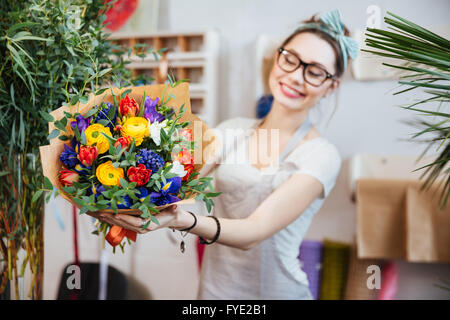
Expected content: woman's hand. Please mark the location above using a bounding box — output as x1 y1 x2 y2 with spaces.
88 204 179 234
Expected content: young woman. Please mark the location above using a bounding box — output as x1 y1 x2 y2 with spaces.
92 10 358 299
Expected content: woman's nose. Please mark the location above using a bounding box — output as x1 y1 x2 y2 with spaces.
289 65 304 86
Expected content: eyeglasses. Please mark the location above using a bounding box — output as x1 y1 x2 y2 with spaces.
277 47 336 87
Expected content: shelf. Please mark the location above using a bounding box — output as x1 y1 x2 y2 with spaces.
108 30 219 127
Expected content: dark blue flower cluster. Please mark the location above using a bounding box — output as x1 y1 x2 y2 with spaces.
59 144 78 169
96 102 117 130
137 148 165 173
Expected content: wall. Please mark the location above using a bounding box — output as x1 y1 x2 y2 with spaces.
161 0 450 299
44 0 450 300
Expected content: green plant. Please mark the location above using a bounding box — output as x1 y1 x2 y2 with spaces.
364 12 450 207
0 0 157 299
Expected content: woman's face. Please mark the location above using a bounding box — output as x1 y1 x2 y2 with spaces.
268 32 339 112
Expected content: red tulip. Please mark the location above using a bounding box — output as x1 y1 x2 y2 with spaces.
114 136 132 151
119 95 139 117
77 145 98 166
58 169 79 187
127 164 151 187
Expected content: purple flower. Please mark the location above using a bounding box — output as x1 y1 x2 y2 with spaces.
143 96 164 123
59 144 78 169
70 115 91 134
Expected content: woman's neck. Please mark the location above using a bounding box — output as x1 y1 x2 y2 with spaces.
258 101 310 136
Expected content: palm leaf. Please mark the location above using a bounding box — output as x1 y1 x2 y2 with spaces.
365 12 450 207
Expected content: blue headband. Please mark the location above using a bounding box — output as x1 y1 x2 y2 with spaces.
295 10 359 70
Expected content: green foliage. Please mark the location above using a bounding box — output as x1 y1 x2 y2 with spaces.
0 0 155 298
364 12 450 207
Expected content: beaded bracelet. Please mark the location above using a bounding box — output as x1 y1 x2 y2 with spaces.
199 215 221 245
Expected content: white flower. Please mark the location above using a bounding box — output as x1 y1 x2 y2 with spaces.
148 120 168 146
169 161 187 178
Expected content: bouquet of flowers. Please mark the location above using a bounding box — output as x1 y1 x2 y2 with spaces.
39 83 219 250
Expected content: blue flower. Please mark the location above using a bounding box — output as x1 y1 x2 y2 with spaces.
95 102 117 130
59 144 78 169
73 163 91 175
149 177 181 206
136 187 149 202
144 96 164 123
117 194 132 209
137 149 165 173
88 184 106 201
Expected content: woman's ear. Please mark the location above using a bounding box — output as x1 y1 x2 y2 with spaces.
324 78 340 98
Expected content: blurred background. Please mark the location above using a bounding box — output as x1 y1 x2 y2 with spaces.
11 0 450 300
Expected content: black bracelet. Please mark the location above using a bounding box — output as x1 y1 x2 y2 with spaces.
179 211 197 233
199 215 220 245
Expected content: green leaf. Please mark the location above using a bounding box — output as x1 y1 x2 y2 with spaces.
31 190 43 203
44 177 53 190
120 178 128 189
80 130 87 145
84 107 98 118
58 135 70 141
120 88 132 98
54 120 66 132
96 88 108 96
47 129 60 140
98 68 112 78
206 192 222 197
39 111 54 122
150 214 160 225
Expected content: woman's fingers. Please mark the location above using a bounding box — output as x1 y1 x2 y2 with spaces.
96 204 179 233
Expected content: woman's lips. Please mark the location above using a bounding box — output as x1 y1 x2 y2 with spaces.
279 82 305 99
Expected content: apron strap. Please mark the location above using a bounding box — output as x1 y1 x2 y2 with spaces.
278 117 312 163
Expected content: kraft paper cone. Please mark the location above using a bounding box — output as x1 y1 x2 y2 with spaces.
355 179 421 259
344 246 381 300
406 185 450 263
39 83 219 215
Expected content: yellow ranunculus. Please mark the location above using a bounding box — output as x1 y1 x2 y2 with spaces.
96 161 124 186
85 124 112 154
120 117 149 146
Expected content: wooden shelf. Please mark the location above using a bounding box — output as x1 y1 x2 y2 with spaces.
109 30 219 126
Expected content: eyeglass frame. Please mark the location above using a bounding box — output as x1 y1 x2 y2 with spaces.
276 47 337 87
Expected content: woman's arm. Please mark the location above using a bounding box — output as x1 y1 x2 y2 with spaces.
97 172 323 250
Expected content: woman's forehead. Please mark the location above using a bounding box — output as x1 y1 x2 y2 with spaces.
284 32 337 73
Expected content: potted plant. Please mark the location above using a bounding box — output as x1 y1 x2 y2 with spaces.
364 12 450 208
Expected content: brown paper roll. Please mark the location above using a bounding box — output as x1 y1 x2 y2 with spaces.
406 185 450 263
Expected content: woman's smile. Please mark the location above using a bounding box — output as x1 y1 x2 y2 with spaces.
279 82 306 99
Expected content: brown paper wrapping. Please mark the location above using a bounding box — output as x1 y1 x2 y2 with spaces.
39 83 218 215
356 178 450 263
344 245 381 300
406 185 450 263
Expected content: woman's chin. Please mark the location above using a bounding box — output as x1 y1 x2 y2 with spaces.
275 97 308 112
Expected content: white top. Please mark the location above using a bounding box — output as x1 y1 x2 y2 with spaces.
198 117 342 300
